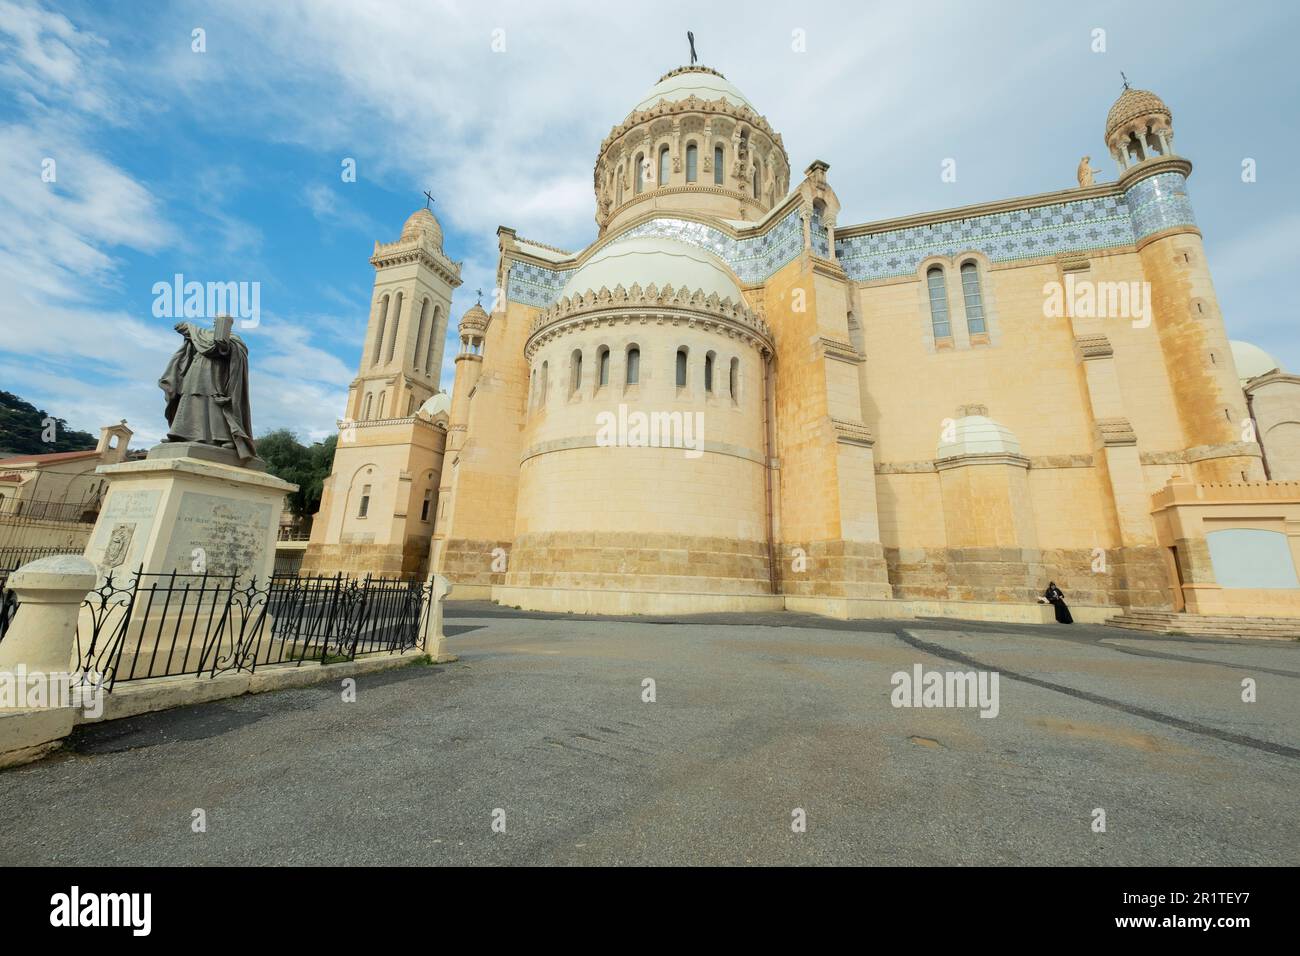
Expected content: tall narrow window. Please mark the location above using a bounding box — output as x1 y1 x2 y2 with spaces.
363 394 373 420
960 262 986 335
626 346 640 385
377 392 386 419
372 295 389 365
926 266 951 339
676 347 688 388
386 292 403 363
713 146 724 185
752 164 760 198
752 159 761 199
424 305 441 373
420 490 433 522
413 299 429 370
570 349 583 394
685 144 698 183
540 361 548 404
729 357 739 399
635 153 645 194
357 484 371 518
529 367 537 407
598 346 610 386
704 351 716 392
658 146 670 188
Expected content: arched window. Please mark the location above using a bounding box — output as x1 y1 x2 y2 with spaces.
676 347 688 388
752 160 760 198
540 361 548 405
529 367 537 408
626 345 640 385
413 298 429 370
372 294 389 365
424 305 441 373
685 143 698 183
729 357 739 399
658 146 670 188
377 391 387 419
926 266 951 339
387 291 403 363
714 145 724 185
598 346 610 387
363 393 373 420
704 351 716 392
960 262 986 335
570 349 583 395
635 153 645 194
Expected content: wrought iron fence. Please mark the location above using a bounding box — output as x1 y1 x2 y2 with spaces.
0 496 99 523
2 568 431 689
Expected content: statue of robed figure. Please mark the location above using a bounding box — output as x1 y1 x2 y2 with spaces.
159 316 257 463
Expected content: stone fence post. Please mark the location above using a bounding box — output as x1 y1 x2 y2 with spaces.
0 555 97 768
421 573 456 662
0 555 96 673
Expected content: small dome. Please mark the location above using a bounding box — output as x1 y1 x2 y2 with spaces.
1230 340 1282 384
937 415 1023 460
459 302 488 331
418 392 451 420
1105 87 1171 141
632 66 754 114
561 236 742 301
400 208 444 248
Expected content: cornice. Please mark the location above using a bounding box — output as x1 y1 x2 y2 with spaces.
1116 156 1193 192
524 283 773 360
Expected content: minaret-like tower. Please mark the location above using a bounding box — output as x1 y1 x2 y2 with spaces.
428 300 489 571
346 208 461 423
1107 83 1264 482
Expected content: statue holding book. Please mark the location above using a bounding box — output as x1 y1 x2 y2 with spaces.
158 315 257 464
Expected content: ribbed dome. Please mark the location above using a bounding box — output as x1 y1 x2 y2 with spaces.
1230 340 1283 384
459 302 488 331
561 237 742 300
632 66 754 114
400 208 443 248
1105 87 1171 140
937 415 1023 459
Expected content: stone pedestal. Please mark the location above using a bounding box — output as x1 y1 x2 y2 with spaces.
86 449 297 586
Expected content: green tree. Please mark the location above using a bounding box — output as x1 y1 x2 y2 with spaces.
256 428 337 520
0 391 98 455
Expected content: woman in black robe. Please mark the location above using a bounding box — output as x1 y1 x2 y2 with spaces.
1044 581 1073 624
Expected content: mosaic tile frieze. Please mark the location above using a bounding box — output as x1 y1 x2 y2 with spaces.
1124 171 1197 241
508 172 1196 303
835 194 1135 282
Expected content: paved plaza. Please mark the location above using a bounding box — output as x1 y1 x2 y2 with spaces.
1 604 1296 866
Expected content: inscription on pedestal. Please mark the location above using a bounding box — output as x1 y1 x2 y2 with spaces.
86 489 160 576
161 492 273 577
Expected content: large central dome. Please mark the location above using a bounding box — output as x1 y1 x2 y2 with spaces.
593 65 791 234
631 66 755 114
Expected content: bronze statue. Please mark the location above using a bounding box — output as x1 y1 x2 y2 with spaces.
158 315 256 462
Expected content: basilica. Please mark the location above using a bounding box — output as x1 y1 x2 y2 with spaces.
302 65 1300 624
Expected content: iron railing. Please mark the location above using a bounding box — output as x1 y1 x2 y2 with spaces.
2 569 431 689
0 496 100 523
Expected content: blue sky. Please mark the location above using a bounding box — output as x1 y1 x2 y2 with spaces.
1 0 1296 447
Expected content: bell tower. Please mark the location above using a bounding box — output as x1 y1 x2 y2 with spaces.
346 208 461 424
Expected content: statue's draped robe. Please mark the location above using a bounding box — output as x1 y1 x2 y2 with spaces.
159 322 256 461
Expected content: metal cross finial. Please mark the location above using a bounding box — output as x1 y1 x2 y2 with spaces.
1120 71 1130 91
687 31 697 65
423 189 435 209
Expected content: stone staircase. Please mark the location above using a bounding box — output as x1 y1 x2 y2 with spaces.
1105 608 1300 641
